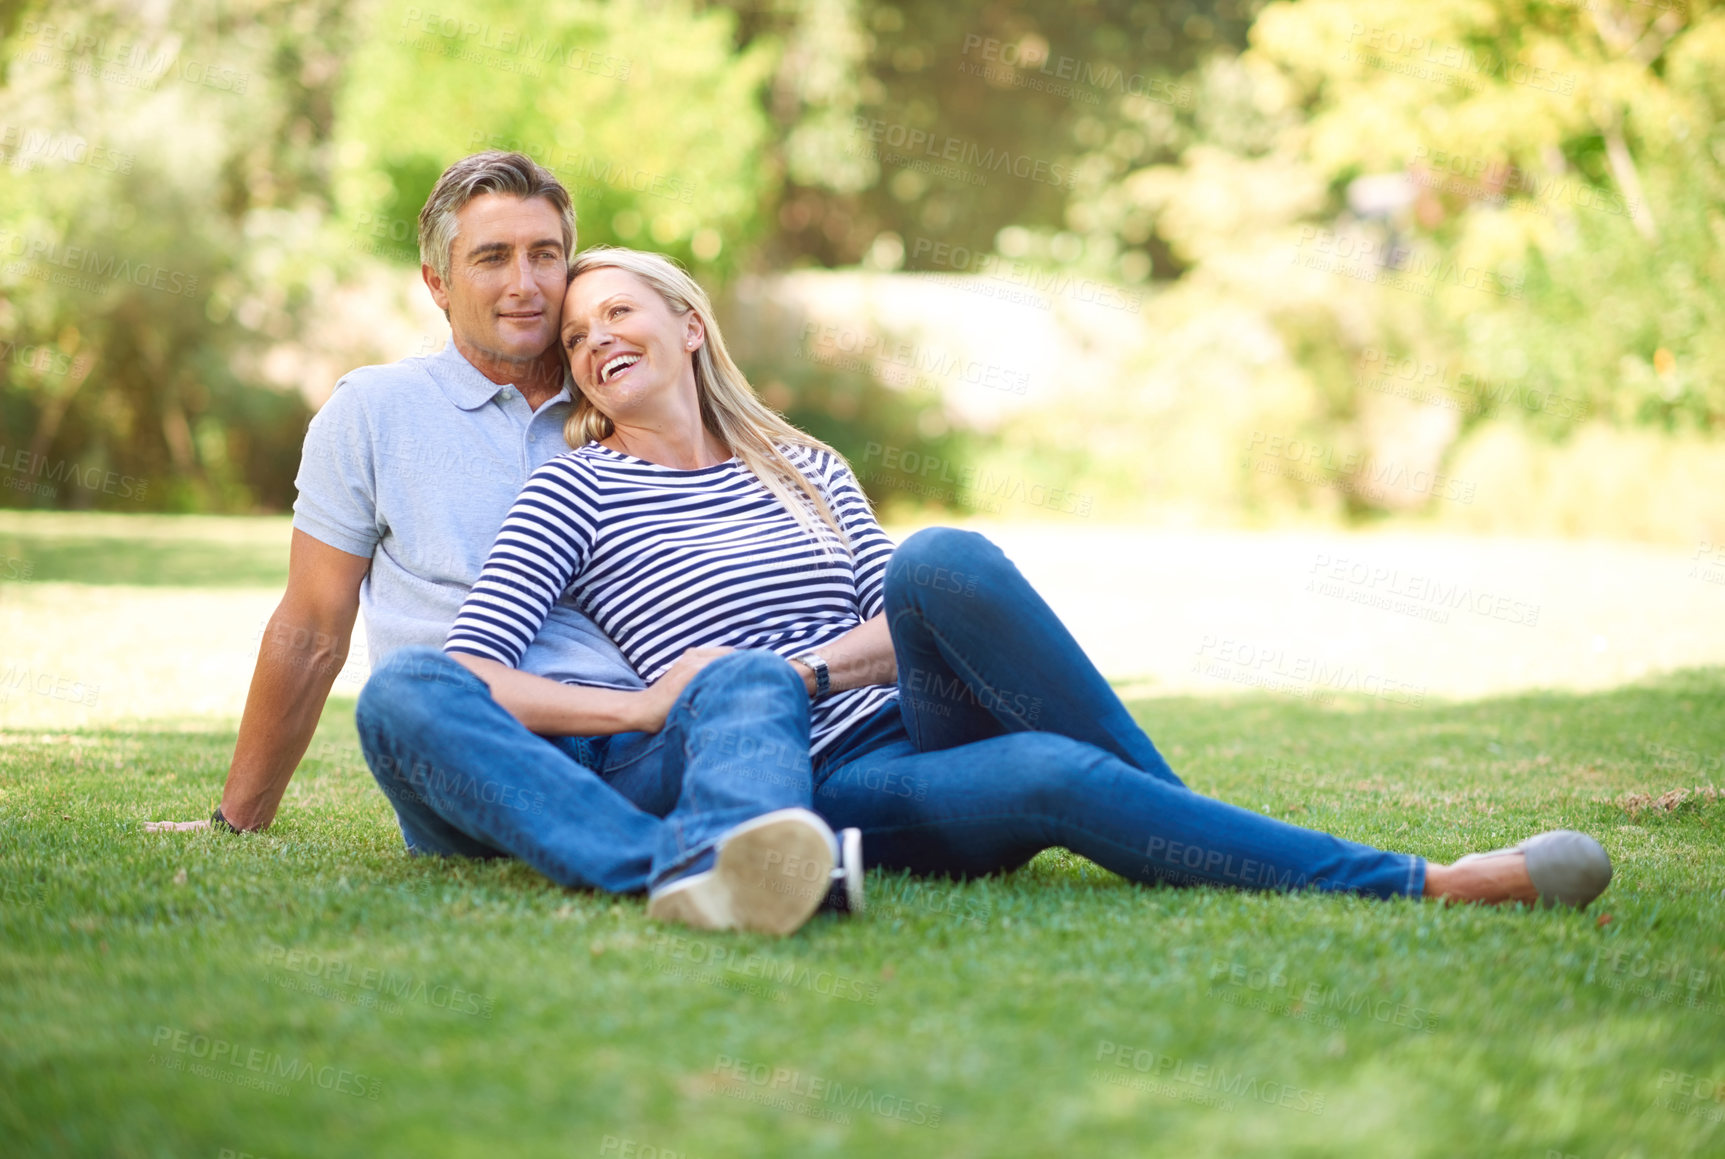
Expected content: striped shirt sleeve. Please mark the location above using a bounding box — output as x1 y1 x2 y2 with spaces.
806 448 895 619
444 456 598 668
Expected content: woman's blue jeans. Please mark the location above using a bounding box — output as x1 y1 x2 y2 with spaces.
355 648 815 894
811 528 1425 899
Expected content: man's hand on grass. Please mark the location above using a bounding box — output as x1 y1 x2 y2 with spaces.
142 819 211 832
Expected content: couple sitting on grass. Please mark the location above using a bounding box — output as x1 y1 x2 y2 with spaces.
178 150 1613 936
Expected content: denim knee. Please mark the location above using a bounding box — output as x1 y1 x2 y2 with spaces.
896 526 991 566
683 648 806 705
355 646 477 734
885 527 1002 609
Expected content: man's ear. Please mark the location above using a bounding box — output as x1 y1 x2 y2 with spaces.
423 264 452 317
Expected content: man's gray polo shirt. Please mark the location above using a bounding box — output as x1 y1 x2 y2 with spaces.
292 338 643 690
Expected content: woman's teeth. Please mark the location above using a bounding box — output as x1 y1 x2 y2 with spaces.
601 353 641 382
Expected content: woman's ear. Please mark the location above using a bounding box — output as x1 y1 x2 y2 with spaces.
685 315 706 352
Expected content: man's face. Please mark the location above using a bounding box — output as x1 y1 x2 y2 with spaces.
424 193 566 368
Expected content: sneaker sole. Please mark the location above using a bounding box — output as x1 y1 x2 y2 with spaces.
841 827 866 915
647 813 835 936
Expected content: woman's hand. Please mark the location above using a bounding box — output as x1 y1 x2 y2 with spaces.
634 646 735 732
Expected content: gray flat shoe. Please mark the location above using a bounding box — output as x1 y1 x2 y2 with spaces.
1455 829 1612 909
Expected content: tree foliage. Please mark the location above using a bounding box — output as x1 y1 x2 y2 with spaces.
0 0 1718 518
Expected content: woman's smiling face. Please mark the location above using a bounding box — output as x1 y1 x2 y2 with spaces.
561 266 704 418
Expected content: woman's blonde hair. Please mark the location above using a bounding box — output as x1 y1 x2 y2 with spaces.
563 246 851 546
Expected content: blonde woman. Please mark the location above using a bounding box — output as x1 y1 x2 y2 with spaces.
445 247 1614 920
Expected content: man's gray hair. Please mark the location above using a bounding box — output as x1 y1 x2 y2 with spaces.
417 151 576 282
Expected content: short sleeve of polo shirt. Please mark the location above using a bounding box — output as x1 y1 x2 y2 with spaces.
291 379 383 559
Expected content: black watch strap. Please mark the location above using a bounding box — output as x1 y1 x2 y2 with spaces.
211 805 241 833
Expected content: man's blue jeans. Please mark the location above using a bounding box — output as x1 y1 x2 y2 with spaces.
812 528 1425 899
355 648 814 894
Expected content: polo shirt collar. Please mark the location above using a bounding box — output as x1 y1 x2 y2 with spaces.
426 338 573 411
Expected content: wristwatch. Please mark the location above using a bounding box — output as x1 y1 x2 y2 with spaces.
211 805 241 833
795 652 831 700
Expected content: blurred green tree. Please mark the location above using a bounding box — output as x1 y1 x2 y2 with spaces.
1244 0 1725 434
726 0 1255 270
0 0 356 511
330 0 778 275
1010 0 1725 523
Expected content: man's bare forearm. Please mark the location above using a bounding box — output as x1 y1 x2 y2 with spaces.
221 614 352 830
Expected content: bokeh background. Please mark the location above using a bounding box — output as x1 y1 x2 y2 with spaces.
4 8 1724 1158
3 0 1722 541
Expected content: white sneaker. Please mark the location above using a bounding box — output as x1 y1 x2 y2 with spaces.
646 808 837 936
822 827 866 915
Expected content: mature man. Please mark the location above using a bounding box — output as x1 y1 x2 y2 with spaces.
150 152 864 936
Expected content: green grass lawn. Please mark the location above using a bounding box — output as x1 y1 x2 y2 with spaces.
2 521 1723 1158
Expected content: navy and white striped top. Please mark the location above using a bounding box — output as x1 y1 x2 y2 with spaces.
445 441 898 756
